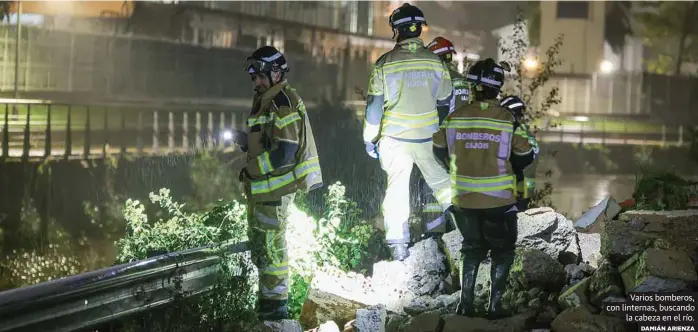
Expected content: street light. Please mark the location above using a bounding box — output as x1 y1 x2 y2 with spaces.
523 57 539 71
599 60 615 74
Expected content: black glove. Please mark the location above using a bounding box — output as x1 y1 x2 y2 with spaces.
239 168 251 182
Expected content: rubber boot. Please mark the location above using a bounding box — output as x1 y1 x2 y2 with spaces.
258 299 289 321
488 257 513 320
389 243 410 261
455 257 480 316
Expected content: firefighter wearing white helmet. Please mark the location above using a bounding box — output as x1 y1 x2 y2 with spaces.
433 58 536 319
363 3 454 261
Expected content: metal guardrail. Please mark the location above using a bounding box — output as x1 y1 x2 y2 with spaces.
0 240 249 332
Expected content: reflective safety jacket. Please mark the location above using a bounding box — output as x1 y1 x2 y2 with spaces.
244 81 323 202
513 124 540 199
363 37 453 143
448 62 470 116
432 99 535 209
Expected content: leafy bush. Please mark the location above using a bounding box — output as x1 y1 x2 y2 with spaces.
286 182 387 321
633 168 698 211
113 181 386 328
115 188 259 331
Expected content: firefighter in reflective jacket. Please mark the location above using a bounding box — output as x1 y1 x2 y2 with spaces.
500 95 540 211
239 46 323 321
417 36 472 236
363 3 454 261
428 36 471 113
432 58 536 319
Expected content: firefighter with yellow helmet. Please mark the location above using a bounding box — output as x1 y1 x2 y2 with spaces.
239 46 323 321
432 58 537 319
363 3 454 261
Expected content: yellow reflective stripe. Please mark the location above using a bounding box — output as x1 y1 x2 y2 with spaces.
382 59 445 69
257 151 273 174
251 157 321 195
423 203 442 213
264 261 289 276
248 115 273 127
368 66 384 96
434 187 452 205
383 110 439 128
275 112 301 129
452 174 515 192
515 127 529 139
446 117 513 132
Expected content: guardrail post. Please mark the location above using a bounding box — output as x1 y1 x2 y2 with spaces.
120 112 126 155
207 111 213 149
102 108 108 158
195 111 202 150
22 104 30 161
661 124 666 147
44 104 51 158
153 111 159 153
168 111 174 153
137 110 143 154
83 106 91 159
678 125 684 147
182 112 189 152
219 112 225 148
2 104 8 160
65 105 72 159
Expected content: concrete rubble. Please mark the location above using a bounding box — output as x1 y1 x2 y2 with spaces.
298 208 698 332
574 196 622 233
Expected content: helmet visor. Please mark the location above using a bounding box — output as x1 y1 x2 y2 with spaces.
244 58 273 74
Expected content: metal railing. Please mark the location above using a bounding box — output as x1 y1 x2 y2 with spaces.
0 97 254 161
0 240 249 332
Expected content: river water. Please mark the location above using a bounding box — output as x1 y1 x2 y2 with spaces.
546 173 637 220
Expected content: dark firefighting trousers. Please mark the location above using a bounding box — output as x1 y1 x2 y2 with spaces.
247 193 295 320
452 204 518 318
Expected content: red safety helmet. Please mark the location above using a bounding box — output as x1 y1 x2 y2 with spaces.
427 37 457 62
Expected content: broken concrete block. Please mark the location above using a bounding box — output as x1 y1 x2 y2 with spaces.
442 311 537 332
600 218 660 266
354 305 387 332
618 248 698 293
441 230 464 286
316 321 341 332
578 233 602 268
371 261 416 314
559 233 582 265
403 312 442 332
261 319 303 332
385 315 408 332
403 237 448 296
551 307 631 332
509 249 566 292
558 277 595 312
619 210 698 265
404 296 438 316
574 197 622 233
588 260 625 308
516 208 577 262
302 267 375 328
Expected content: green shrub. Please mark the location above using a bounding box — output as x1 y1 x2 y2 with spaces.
115 188 259 331
114 181 386 328
633 168 698 211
